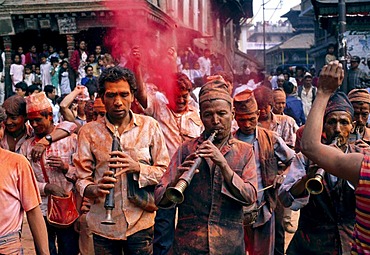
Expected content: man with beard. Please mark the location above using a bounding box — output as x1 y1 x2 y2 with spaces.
279 90 366 254
233 89 295 255
348 89 370 144
155 80 257 254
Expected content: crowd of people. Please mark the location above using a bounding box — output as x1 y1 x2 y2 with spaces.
1 39 370 255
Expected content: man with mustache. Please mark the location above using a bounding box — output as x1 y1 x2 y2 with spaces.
20 92 79 255
155 79 257 254
279 91 366 254
74 66 169 254
348 89 370 144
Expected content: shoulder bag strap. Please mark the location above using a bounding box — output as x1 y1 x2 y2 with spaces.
40 153 50 183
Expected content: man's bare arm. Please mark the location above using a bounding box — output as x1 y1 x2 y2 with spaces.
26 206 50 255
301 61 363 187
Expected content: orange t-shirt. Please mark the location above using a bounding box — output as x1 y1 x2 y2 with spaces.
0 148 41 236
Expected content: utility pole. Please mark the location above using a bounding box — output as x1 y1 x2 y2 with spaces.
338 0 347 93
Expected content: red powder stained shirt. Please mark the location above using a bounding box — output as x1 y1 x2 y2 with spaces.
74 112 170 240
269 113 298 148
155 134 257 254
0 148 41 236
20 131 78 216
145 91 203 157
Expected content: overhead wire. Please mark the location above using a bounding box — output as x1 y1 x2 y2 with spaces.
241 5 262 26
267 0 283 22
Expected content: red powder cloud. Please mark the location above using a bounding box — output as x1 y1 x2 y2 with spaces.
102 0 182 109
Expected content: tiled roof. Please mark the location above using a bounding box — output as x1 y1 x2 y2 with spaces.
267 33 314 52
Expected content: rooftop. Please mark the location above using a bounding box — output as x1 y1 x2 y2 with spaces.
266 33 314 52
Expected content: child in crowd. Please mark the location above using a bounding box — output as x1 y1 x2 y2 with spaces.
50 57 60 96
24 65 35 86
17 46 26 65
26 84 41 96
33 66 42 86
40 55 51 89
87 54 99 77
47 45 59 63
59 60 72 95
192 61 203 81
97 56 105 75
182 62 193 82
58 49 68 62
325 44 336 64
14 81 28 97
10 54 24 92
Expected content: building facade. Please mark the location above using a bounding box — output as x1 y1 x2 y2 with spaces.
0 0 255 97
239 18 295 71
265 3 315 73
310 0 370 71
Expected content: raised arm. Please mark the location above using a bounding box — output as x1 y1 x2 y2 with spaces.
130 47 148 109
59 86 86 130
301 61 363 187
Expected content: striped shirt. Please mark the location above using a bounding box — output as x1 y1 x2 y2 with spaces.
353 154 370 254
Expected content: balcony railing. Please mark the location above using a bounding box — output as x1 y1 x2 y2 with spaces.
244 42 280 50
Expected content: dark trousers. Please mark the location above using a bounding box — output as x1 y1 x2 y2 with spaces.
153 208 176 255
93 226 154 255
286 229 340 255
35 217 79 255
274 200 285 255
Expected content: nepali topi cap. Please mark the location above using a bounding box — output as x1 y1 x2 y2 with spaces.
325 91 354 119
25 92 52 118
348 89 370 104
199 78 232 105
233 89 258 114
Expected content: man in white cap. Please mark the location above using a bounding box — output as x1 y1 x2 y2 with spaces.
298 72 317 119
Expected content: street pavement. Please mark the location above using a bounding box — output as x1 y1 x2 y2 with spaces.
22 210 300 254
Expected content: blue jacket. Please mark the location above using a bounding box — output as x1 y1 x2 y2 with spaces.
284 95 305 126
